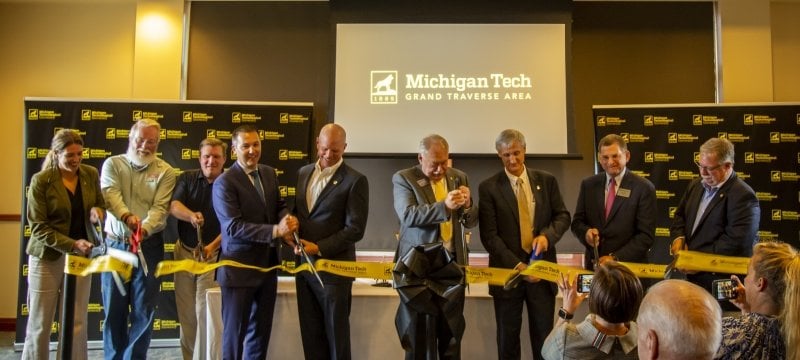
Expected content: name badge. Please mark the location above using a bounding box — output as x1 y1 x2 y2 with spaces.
617 188 631 198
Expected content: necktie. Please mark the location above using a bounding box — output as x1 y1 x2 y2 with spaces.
516 178 534 254
250 170 266 203
432 179 453 246
605 177 617 219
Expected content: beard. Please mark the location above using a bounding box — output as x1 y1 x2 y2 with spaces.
126 147 156 168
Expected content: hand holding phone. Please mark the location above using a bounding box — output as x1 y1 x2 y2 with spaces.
577 274 593 293
712 279 737 301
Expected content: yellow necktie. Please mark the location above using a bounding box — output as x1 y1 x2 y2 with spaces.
516 178 534 254
433 180 453 244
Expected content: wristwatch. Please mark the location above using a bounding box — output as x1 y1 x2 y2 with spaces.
558 307 573 320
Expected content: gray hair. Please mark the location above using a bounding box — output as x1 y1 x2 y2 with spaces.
495 129 526 151
129 118 161 142
637 280 722 359
700 137 735 164
597 133 628 153
418 134 449 155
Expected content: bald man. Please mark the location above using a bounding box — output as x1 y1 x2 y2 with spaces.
294 123 369 360
637 280 722 360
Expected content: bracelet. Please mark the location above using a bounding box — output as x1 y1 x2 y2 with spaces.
558 307 574 320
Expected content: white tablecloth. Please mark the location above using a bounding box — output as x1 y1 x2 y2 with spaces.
206 278 586 359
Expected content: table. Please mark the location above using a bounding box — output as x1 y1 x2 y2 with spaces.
206 277 588 359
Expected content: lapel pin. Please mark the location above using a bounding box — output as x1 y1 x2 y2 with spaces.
333 180 338 185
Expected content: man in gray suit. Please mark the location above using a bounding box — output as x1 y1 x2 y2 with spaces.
294 123 369 360
392 134 478 359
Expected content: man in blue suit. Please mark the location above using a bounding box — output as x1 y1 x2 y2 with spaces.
212 124 298 360
571 133 656 270
479 129 571 360
293 123 369 360
670 137 759 310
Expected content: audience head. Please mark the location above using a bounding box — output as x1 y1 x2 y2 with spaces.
417 134 449 182
589 261 643 324
697 137 734 187
748 241 800 360
127 118 161 167
637 279 721 360
494 129 526 177
44 129 84 172
597 134 630 178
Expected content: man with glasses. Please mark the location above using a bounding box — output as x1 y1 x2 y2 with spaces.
669 137 760 310
101 119 176 359
392 134 478 359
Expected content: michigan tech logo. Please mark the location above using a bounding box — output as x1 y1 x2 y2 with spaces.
371 71 398 104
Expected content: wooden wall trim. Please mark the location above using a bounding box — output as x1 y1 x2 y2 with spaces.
0 214 21 222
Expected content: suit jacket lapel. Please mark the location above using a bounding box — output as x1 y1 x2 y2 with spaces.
78 166 93 214
594 175 607 226
527 169 540 232
413 166 437 205
694 174 736 233
606 173 628 222
686 180 704 237
296 165 312 214
311 165 346 214
499 174 520 226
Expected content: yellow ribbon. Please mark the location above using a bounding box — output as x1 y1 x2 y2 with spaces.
153 251 747 284
674 250 750 274
618 262 669 279
64 254 133 280
519 260 592 283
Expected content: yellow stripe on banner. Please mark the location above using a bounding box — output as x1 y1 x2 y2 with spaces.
674 250 750 274
618 262 668 279
64 254 133 280
521 260 592 283
154 259 293 278
465 266 518 286
315 260 394 280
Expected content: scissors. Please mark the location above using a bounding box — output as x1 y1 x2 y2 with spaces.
293 232 324 288
89 221 129 296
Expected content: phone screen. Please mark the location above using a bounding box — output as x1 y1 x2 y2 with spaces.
712 279 737 300
577 274 593 293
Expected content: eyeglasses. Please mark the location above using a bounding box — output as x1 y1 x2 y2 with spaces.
135 137 158 146
694 160 724 172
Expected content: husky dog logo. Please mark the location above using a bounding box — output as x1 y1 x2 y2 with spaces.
374 74 395 94
371 71 398 104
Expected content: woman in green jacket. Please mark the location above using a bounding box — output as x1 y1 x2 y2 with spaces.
22 129 105 359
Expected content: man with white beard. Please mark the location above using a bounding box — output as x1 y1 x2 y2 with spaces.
101 118 176 359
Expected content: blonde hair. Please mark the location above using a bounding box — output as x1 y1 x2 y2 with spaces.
42 129 83 171
753 241 800 360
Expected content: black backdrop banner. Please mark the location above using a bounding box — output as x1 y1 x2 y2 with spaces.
16 98 313 347
593 103 800 266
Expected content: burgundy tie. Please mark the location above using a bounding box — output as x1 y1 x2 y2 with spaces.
605 177 616 219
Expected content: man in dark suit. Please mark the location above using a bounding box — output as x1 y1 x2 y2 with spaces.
670 137 760 309
479 129 571 360
571 133 656 270
392 134 478 359
293 124 369 360
212 124 298 360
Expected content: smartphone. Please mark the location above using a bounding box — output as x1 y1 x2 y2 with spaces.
712 279 737 301
577 274 593 293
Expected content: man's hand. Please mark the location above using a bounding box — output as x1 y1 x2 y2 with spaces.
444 188 469 210
294 239 320 256
189 212 204 228
532 235 548 256
73 239 94 256
585 228 600 247
124 214 141 232
598 255 615 265
670 236 686 255
89 207 105 224
276 215 299 238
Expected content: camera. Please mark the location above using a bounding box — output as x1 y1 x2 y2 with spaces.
712 279 737 301
577 274 593 293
